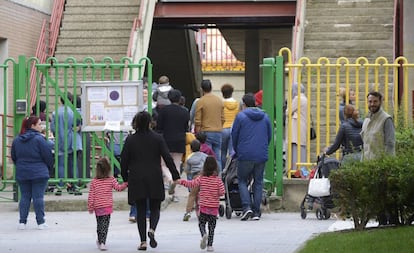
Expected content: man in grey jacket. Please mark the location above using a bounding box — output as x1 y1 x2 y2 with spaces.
361 91 395 160
361 91 396 225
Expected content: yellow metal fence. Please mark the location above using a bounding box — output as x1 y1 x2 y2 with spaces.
279 48 411 178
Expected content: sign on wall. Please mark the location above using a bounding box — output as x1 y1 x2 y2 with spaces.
80 80 143 132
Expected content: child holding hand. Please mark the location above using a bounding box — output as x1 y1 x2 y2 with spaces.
88 157 128 251
177 156 225 252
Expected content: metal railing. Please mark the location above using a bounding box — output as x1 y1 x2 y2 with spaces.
29 0 65 108
195 29 245 72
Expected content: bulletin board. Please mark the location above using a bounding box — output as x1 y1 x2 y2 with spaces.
80 80 144 132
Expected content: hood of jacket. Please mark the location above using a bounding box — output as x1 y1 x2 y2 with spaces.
18 129 39 143
243 107 265 121
223 99 239 111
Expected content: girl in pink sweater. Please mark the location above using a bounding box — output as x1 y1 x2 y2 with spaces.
178 156 225 252
88 157 128 251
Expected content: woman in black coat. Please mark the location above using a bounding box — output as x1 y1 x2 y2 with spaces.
121 111 180 251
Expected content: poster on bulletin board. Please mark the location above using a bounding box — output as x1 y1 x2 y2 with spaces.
80 80 144 132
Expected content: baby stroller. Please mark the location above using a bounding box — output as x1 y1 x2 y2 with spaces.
300 154 340 220
219 155 268 219
219 155 244 219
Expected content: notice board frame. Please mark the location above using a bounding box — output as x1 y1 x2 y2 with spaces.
80 80 144 132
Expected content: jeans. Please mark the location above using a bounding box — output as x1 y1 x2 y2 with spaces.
221 127 233 169
205 131 222 171
129 204 137 218
17 178 49 225
341 152 362 165
130 200 150 218
236 160 265 216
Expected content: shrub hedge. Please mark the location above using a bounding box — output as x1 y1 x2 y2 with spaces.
329 127 414 230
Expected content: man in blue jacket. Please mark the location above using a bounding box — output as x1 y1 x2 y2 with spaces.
231 93 272 221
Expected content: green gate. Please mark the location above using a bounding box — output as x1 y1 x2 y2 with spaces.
1 55 152 201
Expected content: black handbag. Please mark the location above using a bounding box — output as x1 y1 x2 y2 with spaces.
310 115 316 140
310 126 317 140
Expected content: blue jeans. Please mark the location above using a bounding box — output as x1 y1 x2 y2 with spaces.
17 178 49 225
221 127 233 169
130 200 150 218
205 131 222 171
129 204 137 218
236 160 265 216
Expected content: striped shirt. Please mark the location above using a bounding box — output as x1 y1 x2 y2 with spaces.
179 175 225 209
88 177 128 213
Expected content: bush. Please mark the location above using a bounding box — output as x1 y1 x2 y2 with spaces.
330 127 414 230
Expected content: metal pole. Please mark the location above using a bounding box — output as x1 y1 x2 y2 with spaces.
261 57 277 195
275 56 285 196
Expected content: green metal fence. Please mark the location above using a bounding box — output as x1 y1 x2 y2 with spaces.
1 55 152 201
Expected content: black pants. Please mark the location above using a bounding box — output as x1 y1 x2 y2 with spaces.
96 214 111 244
136 199 161 242
198 212 217 247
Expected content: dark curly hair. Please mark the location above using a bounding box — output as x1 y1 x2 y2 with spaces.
202 156 218 177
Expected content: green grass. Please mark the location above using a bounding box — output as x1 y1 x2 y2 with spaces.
298 226 414 253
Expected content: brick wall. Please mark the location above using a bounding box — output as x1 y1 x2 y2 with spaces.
0 0 50 115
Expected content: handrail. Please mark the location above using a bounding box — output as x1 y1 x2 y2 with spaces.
49 0 66 57
292 0 302 64
29 20 47 107
127 18 139 58
29 0 65 108
124 0 146 79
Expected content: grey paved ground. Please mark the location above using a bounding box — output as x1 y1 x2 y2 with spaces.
0 184 355 253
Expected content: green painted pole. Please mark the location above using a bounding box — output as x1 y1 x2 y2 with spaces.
261 57 276 195
14 56 27 136
275 56 285 196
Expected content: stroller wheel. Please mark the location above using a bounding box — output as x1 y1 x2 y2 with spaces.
316 208 324 220
219 205 225 217
323 209 331 220
225 206 232 219
300 208 307 219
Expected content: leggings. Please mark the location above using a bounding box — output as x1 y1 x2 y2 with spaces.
96 214 111 244
198 212 217 247
136 199 161 243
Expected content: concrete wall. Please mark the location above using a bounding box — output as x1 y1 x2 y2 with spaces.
8 0 52 14
0 0 50 175
203 72 246 102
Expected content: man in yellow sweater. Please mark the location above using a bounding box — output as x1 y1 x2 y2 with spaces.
195 79 225 171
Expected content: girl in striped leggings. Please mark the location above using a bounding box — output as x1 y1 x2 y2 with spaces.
88 157 128 251
178 156 225 252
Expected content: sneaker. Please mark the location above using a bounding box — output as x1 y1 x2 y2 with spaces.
200 234 208 249
207 246 215 252
38 223 49 230
171 196 179 202
240 210 253 221
96 240 100 249
74 190 82 196
17 223 26 230
252 215 260 221
183 212 191 221
99 243 107 251
129 216 136 223
55 190 62 196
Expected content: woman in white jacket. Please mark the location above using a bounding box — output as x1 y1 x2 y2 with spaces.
286 83 308 173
